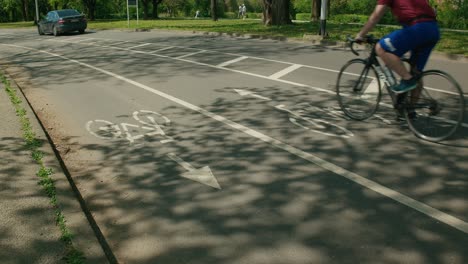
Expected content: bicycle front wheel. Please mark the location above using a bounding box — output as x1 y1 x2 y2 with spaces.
405 70 465 142
336 59 381 120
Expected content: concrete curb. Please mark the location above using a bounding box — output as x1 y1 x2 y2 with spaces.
1 68 109 264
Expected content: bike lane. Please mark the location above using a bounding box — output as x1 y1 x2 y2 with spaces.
0 30 467 263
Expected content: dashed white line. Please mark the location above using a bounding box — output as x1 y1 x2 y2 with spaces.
176 50 206 59
149 46 174 53
2 43 467 235
128 43 151 50
217 56 248 67
269 64 302 79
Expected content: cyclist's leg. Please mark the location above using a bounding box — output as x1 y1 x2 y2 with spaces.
376 28 412 80
408 23 440 103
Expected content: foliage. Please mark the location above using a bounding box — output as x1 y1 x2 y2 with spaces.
295 13 310 21
0 0 466 29
436 0 467 29
291 0 310 14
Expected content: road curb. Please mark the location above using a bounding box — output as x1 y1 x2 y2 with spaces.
1 67 111 263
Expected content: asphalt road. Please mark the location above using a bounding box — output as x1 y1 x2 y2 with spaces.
1 28 467 264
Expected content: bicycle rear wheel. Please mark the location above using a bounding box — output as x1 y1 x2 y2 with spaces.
405 70 465 142
336 59 381 120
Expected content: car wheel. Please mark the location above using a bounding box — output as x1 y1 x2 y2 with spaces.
37 25 44 35
53 26 59 37
78 29 85 34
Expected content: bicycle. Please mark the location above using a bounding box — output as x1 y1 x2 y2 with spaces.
336 35 465 142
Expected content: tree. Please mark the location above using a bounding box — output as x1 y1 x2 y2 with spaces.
20 0 30 21
141 0 150 19
82 0 96 20
211 0 218 21
262 0 292 26
311 0 320 21
152 0 163 19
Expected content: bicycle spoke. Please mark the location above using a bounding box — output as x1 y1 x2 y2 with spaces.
406 70 465 141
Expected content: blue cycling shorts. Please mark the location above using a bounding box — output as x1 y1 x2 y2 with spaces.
378 21 440 71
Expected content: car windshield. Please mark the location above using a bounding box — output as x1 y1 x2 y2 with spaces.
56 10 81 17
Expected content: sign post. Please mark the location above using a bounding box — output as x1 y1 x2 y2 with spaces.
34 0 39 24
319 0 328 36
127 0 139 28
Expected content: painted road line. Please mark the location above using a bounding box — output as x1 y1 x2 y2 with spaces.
75 38 95 43
149 46 174 54
3 43 466 234
50 38 468 131
63 36 81 42
128 43 151 50
217 56 248 67
107 41 128 46
167 153 221 189
269 64 302 79
176 50 206 59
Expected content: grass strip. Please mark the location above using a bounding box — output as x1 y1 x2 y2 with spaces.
2 19 465 55
0 73 85 264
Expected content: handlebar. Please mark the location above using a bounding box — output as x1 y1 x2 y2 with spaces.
347 35 379 56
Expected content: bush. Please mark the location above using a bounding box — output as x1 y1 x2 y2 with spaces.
437 1 467 29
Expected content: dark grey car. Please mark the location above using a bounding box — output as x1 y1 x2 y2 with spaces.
38 9 87 36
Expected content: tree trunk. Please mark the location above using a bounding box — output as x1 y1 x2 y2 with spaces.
262 0 292 26
83 0 97 20
142 0 149 19
263 0 273 25
152 0 162 19
211 0 218 21
311 0 321 22
21 0 29 21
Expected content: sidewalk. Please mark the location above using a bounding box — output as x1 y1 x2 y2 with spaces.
0 72 107 263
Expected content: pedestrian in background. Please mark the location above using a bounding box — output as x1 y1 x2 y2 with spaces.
195 10 200 19
242 4 247 20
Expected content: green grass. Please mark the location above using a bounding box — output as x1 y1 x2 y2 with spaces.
1 18 467 55
0 21 35 28
0 73 85 264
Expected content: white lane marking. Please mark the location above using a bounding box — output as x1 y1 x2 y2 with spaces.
107 41 128 46
63 37 81 42
176 50 206 59
269 64 302 79
234 89 271 101
45 38 468 128
3 43 466 234
149 46 174 53
75 38 94 43
128 43 151 50
167 153 221 189
217 56 248 67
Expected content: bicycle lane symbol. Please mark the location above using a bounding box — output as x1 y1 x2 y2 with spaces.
86 110 174 144
234 89 393 138
275 104 354 139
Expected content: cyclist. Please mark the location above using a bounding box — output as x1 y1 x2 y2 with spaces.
355 0 439 94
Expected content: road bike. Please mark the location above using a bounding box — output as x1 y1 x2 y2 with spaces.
336 35 465 142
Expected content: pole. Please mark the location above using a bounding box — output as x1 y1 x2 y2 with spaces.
136 0 139 26
127 0 130 28
319 0 328 36
34 0 39 24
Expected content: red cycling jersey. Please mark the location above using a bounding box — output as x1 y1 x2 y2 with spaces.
377 0 436 24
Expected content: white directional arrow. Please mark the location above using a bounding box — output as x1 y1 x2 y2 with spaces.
234 89 271 101
167 153 221 189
